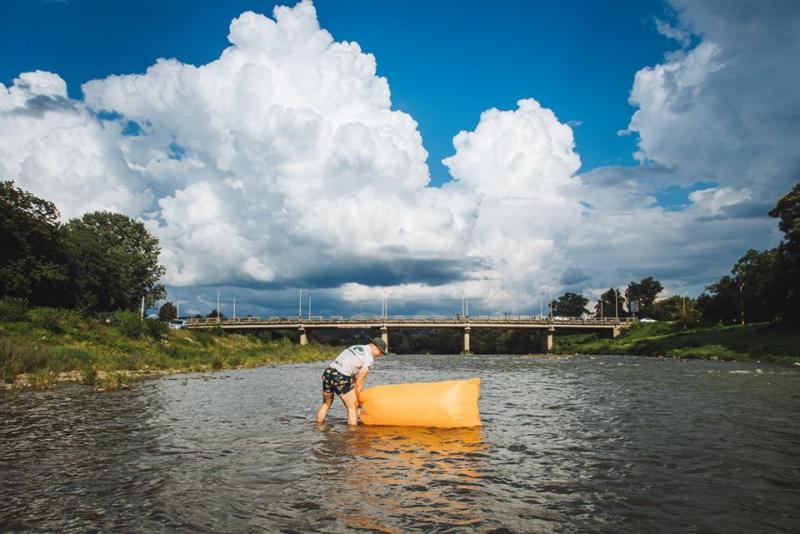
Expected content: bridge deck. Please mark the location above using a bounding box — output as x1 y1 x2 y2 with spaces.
186 316 635 330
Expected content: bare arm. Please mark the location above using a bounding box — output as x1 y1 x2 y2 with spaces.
354 367 370 406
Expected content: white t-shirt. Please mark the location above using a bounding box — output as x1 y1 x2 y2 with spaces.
330 345 374 377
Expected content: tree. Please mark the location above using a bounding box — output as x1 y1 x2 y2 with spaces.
550 292 589 317
625 277 663 318
697 275 740 324
769 181 800 323
158 301 177 321
671 297 701 329
731 249 778 324
207 309 225 319
652 295 684 321
0 181 68 306
595 288 626 319
64 212 165 312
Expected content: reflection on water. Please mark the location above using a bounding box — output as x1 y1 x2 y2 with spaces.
314 426 486 533
1 354 800 533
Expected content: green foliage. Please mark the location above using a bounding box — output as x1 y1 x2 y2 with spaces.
144 317 169 340
116 310 145 338
0 306 340 387
0 337 47 382
670 298 702 329
550 292 589 317
158 301 177 321
768 181 800 323
0 181 68 307
27 307 65 334
625 277 664 318
99 372 132 391
554 322 800 362
0 297 29 322
31 368 56 390
81 365 98 386
64 211 165 312
595 288 626 319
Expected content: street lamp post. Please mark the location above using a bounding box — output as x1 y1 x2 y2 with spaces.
298 290 302 320
217 291 220 322
308 291 312 320
233 293 236 320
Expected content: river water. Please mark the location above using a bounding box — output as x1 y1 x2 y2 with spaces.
1 354 799 533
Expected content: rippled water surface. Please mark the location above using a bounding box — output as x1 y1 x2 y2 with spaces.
2 354 800 533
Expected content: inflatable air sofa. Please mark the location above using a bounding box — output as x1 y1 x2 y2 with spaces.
359 377 481 428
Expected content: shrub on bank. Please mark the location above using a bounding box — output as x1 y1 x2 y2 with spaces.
0 297 29 322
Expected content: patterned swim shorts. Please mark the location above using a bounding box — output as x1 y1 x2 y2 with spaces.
322 367 354 395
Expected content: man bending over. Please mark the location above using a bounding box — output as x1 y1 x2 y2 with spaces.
316 337 387 425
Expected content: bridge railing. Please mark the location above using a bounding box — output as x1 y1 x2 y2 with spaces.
185 315 637 326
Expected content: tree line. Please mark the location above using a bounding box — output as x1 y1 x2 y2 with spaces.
549 181 800 327
1 181 165 313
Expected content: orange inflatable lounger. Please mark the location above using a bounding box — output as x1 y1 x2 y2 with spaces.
359 377 481 428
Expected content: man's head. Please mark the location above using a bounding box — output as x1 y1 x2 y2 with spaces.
369 337 387 357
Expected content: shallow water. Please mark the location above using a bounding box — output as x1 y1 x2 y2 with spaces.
2 354 799 533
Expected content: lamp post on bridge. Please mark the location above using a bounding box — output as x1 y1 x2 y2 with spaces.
217 290 221 323
308 291 312 320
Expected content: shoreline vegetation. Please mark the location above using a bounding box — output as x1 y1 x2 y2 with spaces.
554 322 800 364
2 304 799 392
0 305 340 391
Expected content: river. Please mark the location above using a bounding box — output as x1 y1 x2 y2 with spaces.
1 354 799 533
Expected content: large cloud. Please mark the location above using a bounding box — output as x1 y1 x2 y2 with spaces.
1 0 796 316
626 0 800 200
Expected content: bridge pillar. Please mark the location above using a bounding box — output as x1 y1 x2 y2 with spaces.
381 326 389 354
299 327 308 346
541 327 555 353
463 326 471 355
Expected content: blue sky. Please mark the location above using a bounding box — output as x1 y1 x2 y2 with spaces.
2 0 675 185
2 0 796 316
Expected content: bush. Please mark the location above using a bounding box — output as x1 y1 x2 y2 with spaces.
0 297 29 322
48 346 93 372
143 318 168 340
81 365 97 385
0 338 49 383
28 307 65 334
99 372 132 391
31 368 56 390
116 310 144 338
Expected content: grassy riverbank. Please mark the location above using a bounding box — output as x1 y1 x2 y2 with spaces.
0 306 340 390
553 321 800 363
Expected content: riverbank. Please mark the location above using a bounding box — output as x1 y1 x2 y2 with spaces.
0 307 340 390
553 321 800 363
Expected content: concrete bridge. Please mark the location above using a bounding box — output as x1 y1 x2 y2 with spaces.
185 315 636 354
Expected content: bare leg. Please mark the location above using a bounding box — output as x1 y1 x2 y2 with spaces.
340 389 359 426
316 391 334 423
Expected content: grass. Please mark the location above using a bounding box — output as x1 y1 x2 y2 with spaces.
554 321 800 363
0 303 341 389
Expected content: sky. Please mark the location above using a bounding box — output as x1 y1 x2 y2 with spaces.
1 0 798 317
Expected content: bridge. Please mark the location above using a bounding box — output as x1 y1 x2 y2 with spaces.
185 315 636 354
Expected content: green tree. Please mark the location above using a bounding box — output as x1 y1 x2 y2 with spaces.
769 181 800 323
625 277 663 318
158 301 178 321
731 249 777 324
652 295 684 321
550 292 589 317
64 212 165 312
697 275 740 324
207 309 225 319
0 181 67 305
671 297 701 329
594 288 626 319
